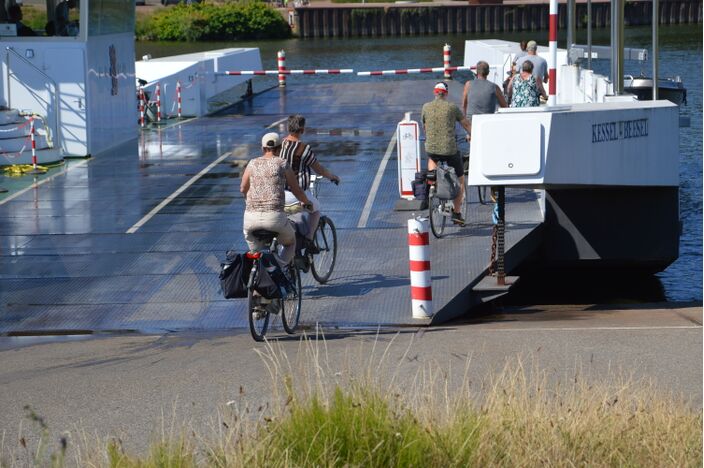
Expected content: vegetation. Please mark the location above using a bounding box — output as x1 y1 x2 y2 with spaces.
3 340 701 467
332 0 432 3
137 2 291 41
18 5 47 32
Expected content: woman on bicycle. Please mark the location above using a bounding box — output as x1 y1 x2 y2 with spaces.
279 114 340 253
240 132 311 266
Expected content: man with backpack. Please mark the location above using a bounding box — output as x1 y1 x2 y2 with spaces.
421 82 473 225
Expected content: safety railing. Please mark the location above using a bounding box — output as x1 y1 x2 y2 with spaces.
5 46 61 154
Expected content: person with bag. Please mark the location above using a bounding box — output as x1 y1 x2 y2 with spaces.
421 82 473 225
241 132 311 269
278 114 340 254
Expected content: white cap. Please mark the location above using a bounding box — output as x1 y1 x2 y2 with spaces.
433 82 449 94
261 132 281 149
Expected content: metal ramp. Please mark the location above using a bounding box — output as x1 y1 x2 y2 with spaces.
0 80 542 335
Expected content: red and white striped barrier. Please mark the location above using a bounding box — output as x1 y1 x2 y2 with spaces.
139 87 145 127
222 69 354 76
176 80 182 119
358 66 473 76
443 44 452 79
408 217 433 319
277 50 286 87
30 117 37 170
155 82 162 122
548 0 558 105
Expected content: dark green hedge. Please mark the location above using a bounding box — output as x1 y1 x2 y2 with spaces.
138 2 291 41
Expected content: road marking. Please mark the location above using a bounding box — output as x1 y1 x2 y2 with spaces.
126 150 236 234
266 117 287 129
471 325 701 332
357 130 397 228
0 159 90 206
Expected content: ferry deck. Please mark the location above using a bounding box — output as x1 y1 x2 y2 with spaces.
0 79 543 335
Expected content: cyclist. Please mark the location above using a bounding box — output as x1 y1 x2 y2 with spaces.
421 82 472 225
240 132 311 267
278 114 340 253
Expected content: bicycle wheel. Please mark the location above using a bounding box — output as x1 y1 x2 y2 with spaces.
429 190 446 238
281 266 301 334
248 288 270 342
311 216 337 284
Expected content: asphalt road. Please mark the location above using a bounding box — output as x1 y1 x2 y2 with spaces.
0 302 700 459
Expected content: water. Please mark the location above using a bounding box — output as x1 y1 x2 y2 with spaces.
136 25 702 302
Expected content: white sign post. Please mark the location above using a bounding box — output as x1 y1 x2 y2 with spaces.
397 119 421 200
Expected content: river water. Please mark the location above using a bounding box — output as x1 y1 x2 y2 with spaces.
137 25 702 302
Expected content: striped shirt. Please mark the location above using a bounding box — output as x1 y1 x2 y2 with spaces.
279 139 317 191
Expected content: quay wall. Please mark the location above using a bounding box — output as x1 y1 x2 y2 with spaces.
294 0 702 38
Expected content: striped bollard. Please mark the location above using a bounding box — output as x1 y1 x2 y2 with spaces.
408 217 433 319
156 82 162 122
443 44 452 80
139 87 145 127
548 0 558 105
176 80 182 119
277 50 286 88
30 117 37 170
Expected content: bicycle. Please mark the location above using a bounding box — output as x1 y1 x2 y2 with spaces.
427 161 467 238
459 138 490 205
288 175 338 284
245 229 302 341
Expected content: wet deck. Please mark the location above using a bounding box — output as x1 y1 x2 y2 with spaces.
0 80 542 335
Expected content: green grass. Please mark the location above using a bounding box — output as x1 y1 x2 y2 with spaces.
4 338 701 467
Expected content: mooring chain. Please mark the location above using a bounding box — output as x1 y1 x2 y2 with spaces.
489 224 498 275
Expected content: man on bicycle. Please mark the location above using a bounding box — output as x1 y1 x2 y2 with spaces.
421 82 472 225
278 114 340 253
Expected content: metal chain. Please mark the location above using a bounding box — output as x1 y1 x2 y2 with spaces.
489 224 498 275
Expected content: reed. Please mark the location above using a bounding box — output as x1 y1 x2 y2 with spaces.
2 333 701 467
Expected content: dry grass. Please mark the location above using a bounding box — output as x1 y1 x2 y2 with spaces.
2 333 701 467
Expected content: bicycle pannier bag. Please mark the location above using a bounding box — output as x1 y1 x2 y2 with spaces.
220 250 252 299
412 171 428 200
252 252 291 299
435 165 460 200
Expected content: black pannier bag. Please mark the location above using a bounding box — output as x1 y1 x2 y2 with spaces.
220 250 252 299
412 170 428 200
251 252 291 299
435 165 460 200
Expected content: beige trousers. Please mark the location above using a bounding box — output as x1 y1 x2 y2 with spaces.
243 210 296 264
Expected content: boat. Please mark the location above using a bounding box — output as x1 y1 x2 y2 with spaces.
0 0 261 166
624 75 687 106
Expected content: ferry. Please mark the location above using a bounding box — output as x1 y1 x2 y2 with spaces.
0 0 685 334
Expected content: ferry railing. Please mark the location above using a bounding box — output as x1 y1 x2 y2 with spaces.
5 46 61 154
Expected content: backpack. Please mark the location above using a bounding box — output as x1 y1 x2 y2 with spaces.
412 171 429 200
219 250 252 299
435 165 460 200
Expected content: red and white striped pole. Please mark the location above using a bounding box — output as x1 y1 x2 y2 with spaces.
156 82 162 122
548 0 558 105
139 87 145 128
176 80 182 119
30 116 37 170
277 50 286 88
443 44 452 80
408 217 433 319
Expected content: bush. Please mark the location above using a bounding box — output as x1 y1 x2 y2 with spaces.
139 2 291 41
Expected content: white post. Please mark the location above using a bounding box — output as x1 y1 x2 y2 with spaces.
30 117 37 170
277 50 286 88
408 217 433 319
549 0 558 105
156 82 162 122
443 44 452 80
176 80 182 118
139 87 145 127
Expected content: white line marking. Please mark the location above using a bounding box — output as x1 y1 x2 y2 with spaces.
473 325 701 332
126 151 234 234
357 130 397 228
266 117 287 129
0 159 90 206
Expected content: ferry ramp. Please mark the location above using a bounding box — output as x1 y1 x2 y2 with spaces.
0 79 542 335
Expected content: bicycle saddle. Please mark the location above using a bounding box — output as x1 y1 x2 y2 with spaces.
251 229 278 243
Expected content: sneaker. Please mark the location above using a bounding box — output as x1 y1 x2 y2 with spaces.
451 211 466 226
305 238 320 255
